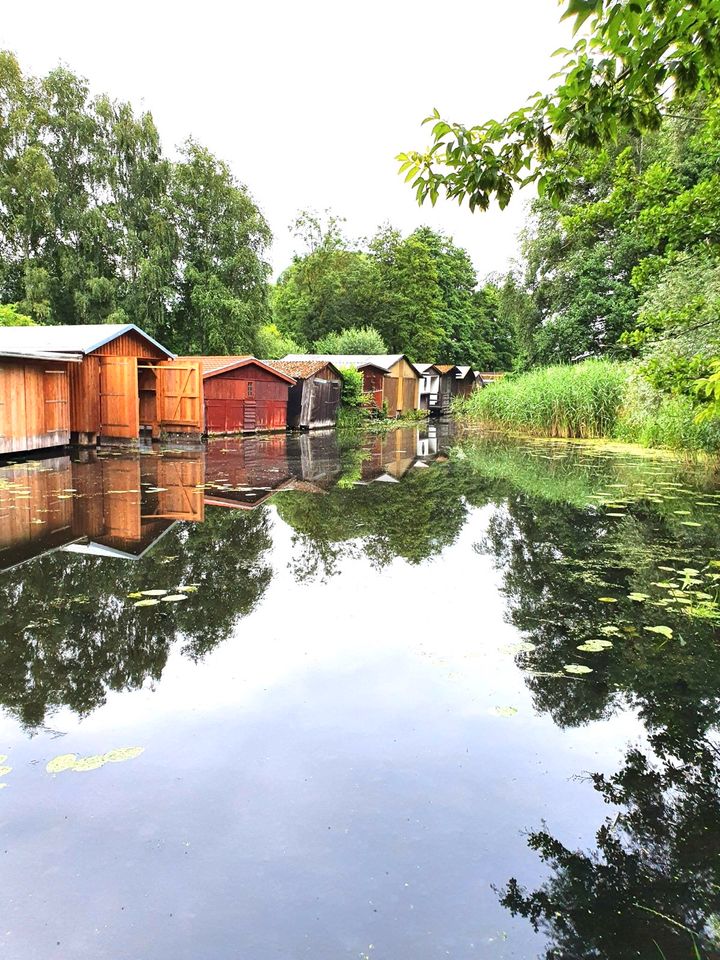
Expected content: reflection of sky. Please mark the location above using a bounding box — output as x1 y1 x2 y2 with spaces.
0 504 643 960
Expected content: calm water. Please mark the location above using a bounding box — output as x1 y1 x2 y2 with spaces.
1 425 719 960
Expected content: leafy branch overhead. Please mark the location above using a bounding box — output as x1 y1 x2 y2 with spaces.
398 0 720 210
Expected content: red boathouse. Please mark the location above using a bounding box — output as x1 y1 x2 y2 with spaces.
175 357 295 435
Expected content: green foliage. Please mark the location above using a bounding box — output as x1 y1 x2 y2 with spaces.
314 324 387 354
0 51 270 352
273 217 515 368
0 304 34 326
254 323 303 360
398 0 720 210
338 366 365 408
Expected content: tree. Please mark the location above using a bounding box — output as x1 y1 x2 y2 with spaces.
254 322 304 360
164 140 271 354
0 303 34 326
398 0 720 211
314 324 387 354
0 52 271 353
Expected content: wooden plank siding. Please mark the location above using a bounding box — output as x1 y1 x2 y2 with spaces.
202 364 290 435
0 359 71 455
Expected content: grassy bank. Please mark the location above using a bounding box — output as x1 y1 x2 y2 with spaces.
457 360 720 455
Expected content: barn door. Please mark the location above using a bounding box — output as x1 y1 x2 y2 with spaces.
157 361 203 432
99 357 139 439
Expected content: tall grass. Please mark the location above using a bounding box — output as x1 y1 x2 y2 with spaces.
460 360 627 439
458 360 720 454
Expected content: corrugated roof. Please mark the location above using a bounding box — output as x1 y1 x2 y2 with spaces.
282 353 409 373
0 323 174 357
174 355 295 383
268 359 341 379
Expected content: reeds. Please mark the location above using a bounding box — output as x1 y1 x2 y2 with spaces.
461 360 628 439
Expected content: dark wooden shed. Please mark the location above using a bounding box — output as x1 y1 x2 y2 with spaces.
0 324 202 444
267 359 342 429
176 356 295 435
0 349 78 456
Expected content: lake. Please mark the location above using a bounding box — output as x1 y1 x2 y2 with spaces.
0 424 719 960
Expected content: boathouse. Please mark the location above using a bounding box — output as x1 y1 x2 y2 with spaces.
0 324 203 445
283 354 420 416
176 356 295 435
268 359 342 429
0 349 79 455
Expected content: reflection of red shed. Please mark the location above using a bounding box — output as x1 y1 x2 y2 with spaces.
177 357 295 435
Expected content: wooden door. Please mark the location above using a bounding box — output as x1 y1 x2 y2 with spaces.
157 361 203 432
99 357 139 439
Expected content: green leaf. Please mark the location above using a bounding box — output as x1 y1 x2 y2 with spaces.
644 625 674 639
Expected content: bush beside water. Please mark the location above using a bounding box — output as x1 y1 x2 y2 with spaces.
458 360 720 455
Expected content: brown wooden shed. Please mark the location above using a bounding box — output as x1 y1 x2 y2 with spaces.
0 324 202 444
267 359 342 429
0 349 78 456
282 354 420 416
175 356 295 435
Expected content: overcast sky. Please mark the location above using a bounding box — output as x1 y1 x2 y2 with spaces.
1 0 572 280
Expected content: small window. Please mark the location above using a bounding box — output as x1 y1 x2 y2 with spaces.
247 381 254 398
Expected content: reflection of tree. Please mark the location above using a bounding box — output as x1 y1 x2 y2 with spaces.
480 494 720 740
500 740 720 960
468 447 720 959
274 464 471 581
0 508 272 728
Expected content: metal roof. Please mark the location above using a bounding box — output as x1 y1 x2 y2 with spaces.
174 355 296 383
282 353 412 374
267 359 342 380
0 324 174 358
413 363 441 375
0 349 82 363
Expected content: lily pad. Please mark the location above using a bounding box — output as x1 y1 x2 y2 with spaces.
644 625 674 639
103 746 145 764
160 594 188 603
628 593 649 602
0 765 12 776
72 756 107 772
495 706 518 717
133 598 160 608
598 597 618 603
140 589 168 597
46 753 78 774
564 664 593 675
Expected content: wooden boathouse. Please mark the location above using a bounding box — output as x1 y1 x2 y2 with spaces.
268 359 342 429
175 356 295 435
283 354 420 416
0 349 79 455
0 324 203 445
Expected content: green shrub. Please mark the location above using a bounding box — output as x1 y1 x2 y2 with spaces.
338 366 365 407
314 325 387 355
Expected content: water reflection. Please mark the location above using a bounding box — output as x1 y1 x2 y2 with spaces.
1 426 719 958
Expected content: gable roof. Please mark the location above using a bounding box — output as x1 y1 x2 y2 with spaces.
267 359 342 380
282 353 414 374
413 363 441 376
174 355 295 383
0 324 174 358
434 363 460 375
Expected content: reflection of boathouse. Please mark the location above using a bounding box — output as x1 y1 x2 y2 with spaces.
0 453 205 572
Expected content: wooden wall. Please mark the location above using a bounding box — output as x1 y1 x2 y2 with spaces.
0 359 71 455
203 364 290 435
88 330 168 359
386 358 420 414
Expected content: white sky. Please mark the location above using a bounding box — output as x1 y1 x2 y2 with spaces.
1 0 572 280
